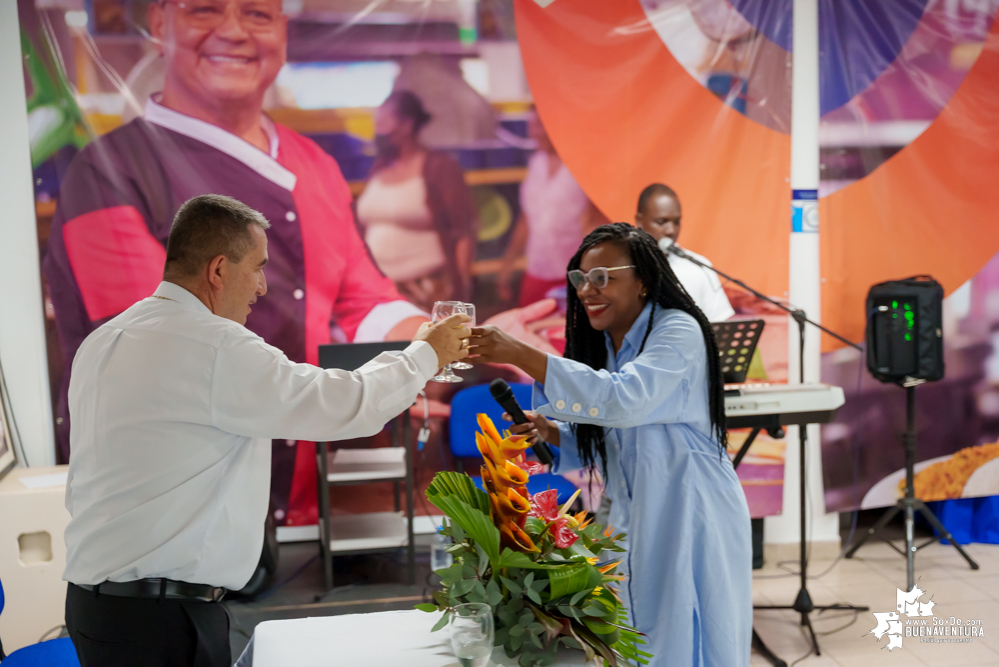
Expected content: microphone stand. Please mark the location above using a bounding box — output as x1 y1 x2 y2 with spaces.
665 244 867 665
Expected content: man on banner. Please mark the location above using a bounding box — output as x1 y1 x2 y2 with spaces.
43 0 426 528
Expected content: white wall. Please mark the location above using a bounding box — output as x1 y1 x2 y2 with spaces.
0 1 56 467
764 0 840 546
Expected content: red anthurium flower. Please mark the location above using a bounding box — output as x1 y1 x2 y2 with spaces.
514 459 546 476
551 517 578 549
529 489 560 521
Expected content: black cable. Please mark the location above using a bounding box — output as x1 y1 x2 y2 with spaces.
245 553 321 602
221 604 252 639
37 624 65 643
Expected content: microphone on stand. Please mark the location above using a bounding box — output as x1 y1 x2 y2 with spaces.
488 379 554 465
658 236 691 260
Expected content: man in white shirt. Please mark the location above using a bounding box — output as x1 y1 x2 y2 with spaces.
635 183 735 322
62 194 470 667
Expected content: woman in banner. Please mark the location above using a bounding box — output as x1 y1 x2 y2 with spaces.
471 223 752 666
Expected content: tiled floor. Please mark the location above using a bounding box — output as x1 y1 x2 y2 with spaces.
750 540 999 666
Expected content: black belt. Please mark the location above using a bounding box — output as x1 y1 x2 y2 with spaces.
75 578 226 603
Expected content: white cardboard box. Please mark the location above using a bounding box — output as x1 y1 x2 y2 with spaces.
0 465 70 652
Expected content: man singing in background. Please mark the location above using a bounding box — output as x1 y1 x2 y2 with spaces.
63 195 470 666
635 183 735 322
43 0 425 527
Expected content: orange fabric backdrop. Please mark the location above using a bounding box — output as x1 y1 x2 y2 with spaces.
820 19 999 349
514 0 791 302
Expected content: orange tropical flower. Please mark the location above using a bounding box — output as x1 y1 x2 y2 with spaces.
476 413 539 552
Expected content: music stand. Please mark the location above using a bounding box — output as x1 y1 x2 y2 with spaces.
713 319 765 384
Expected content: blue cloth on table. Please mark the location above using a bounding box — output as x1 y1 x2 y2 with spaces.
927 496 999 544
532 302 752 667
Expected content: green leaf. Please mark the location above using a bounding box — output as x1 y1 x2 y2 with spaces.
570 589 590 606
446 561 463 583
510 632 524 652
530 578 549 591
426 471 490 514
451 578 477 597
547 563 591 599
525 516 546 534
494 627 509 645
431 613 449 632
529 631 544 649
475 543 489 577
486 578 503 603
429 496 501 565
519 611 534 626
499 575 522 597
561 637 581 650
568 540 596 560
509 624 525 637
414 603 438 612
524 572 535 588
525 586 542 605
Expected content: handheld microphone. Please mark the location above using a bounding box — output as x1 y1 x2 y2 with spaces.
488 379 554 465
658 236 690 259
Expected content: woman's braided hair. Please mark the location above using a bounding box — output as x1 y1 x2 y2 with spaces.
563 223 728 474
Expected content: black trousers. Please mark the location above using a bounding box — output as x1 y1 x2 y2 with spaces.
65 583 230 667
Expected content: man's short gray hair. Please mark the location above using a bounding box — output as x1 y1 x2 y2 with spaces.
164 194 271 278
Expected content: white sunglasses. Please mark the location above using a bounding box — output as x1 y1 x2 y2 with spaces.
567 265 635 290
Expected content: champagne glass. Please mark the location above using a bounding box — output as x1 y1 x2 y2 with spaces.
449 602 494 667
451 303 475 370
430 301 465 383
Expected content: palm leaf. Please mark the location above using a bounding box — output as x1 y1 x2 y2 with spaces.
548 563 594 600
426 471 490 514
431 494 501 564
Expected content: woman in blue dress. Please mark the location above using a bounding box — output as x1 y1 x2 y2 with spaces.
471 223 752 666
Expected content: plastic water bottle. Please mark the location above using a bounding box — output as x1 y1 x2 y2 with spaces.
430 527 453 571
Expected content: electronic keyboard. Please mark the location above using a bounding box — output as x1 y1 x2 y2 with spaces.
725 382 844 429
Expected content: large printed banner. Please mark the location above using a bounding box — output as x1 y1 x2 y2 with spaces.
22 0 999 526
516 0 999 517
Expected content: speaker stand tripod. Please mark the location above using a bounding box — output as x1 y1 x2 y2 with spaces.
844 380 978 589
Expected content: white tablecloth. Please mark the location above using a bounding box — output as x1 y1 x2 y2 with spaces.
238 609 596 667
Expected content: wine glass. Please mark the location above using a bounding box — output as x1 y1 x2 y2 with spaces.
430 301 466 383
451 303 475 370
449 602 494 667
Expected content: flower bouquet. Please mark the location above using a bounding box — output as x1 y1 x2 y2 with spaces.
416 414 650 667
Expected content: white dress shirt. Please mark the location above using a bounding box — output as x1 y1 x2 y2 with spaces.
668 248 735 322
64 281 438 590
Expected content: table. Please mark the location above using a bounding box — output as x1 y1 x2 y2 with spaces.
238 609 597 667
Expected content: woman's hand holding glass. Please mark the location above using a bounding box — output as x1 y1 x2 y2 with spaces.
450 303 476 370
468 325 550 385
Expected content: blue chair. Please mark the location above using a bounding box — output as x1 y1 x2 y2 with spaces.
0 578 79 666
449 382 579 505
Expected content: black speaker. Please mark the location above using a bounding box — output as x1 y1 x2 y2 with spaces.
865 276 944 384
